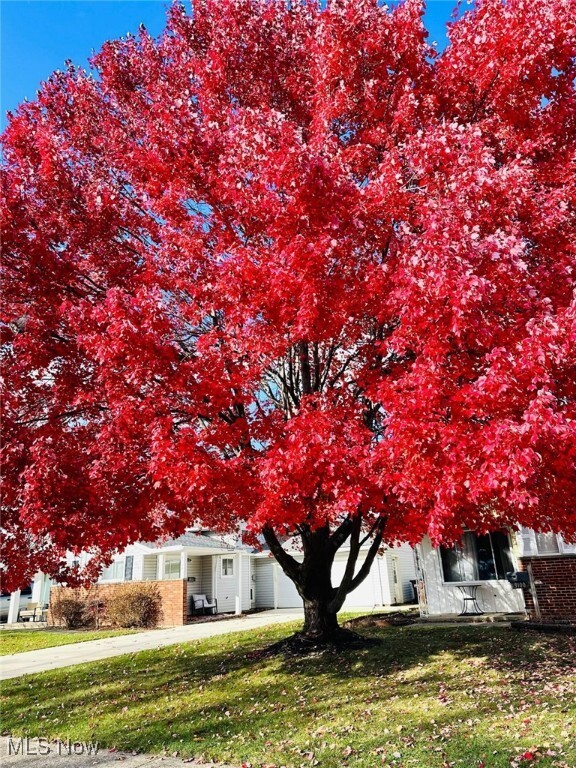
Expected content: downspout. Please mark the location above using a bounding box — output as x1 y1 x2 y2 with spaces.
526 562 541 621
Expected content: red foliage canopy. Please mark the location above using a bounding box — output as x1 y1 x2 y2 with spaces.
2 0 575 591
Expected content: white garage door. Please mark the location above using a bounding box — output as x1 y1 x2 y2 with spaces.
276 566 302 608
332 559 384 608
275 557 388 609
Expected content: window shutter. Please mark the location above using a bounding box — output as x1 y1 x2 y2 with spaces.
124 556 134 581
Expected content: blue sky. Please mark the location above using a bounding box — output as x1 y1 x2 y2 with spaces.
1 1 460 131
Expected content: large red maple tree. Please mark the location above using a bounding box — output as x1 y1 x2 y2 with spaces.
2 0 575 640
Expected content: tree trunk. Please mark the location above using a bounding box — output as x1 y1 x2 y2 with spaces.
263 517 387 647
302 597 340 641
297 526 340 642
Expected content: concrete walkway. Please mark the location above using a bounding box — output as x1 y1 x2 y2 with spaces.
0 609 303 681
0 738 232 767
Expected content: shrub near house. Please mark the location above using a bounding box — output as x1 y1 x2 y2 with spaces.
50 584 163 630
51 592 101 630
105 583 162 628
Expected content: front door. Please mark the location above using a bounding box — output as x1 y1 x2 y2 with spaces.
392 557 404 604
249 559 256 608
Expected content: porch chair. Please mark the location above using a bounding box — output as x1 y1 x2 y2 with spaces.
191 594 218 616
18 603 39 622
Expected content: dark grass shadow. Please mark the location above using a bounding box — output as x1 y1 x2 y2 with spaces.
1 622 574 765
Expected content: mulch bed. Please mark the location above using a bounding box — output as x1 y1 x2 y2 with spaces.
343 611 420 630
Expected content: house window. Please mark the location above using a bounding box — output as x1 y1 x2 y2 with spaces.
440 531 514 583
534 532 560 555
221 557 234 577
163 557 181 580
100 560 124 582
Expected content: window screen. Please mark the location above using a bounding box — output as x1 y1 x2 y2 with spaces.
163 558 181 580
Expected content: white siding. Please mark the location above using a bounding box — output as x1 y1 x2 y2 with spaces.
186 556 203 582
32 572 50 604
120 545 146 581
186 556 204 615
249 557 256 608
417 535 525 615
255 559 275 608
201 556 214 598
517 527 538 557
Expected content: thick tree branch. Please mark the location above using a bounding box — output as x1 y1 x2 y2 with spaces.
262 525 302 582
348 516 388 593
329 515 354 552
329 515 362 611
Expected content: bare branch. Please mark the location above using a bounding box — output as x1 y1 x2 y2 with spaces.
299 341 312 396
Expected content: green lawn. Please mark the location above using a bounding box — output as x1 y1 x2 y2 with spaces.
0 628 136 655
1 621 574 768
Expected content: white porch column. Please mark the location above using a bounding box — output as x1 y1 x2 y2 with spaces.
7 590 21 624
235 552 243 615
157 554 165 581
41 575 52 606
31 573 44 603
180 551 188 581
212 557 218 606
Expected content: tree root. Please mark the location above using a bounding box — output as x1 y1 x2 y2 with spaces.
250 627 382 659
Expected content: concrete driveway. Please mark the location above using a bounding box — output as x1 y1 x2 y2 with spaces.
0 609 303 681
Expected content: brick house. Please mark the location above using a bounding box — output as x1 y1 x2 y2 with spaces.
414 527 576 621
518 530 576 624
40 531 417 627
50 531 257 627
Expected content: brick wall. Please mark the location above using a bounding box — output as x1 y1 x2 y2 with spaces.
49 579 188 628
520 555 576 624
